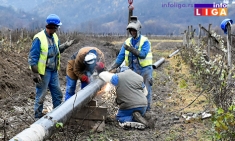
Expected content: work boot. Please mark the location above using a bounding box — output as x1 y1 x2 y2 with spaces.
132 111 149 127
144 111 153 120
119 122 145 130
144 111 156 129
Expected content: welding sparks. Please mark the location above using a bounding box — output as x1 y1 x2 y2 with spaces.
96 83 112 96
104 83 112 92
96 83 116 100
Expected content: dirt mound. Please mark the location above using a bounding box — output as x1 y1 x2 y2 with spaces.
0 50 33 99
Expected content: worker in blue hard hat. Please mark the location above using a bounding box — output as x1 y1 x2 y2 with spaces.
109 16 153 112
220 18 233 34
28 14 72 120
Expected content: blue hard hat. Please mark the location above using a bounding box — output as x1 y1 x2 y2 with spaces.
220 19 233 34
46 14 62 26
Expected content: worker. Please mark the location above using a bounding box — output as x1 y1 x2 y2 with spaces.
28 14 73 119
109 16 153 111
64 47 105 101
99 66 149 130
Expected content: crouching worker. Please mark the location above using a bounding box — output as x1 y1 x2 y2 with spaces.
64 47 105 101
99 66 149 130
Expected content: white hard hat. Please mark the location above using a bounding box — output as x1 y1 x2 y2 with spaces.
85 53 97 64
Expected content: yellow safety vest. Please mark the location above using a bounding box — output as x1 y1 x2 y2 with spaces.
124 36 152 67
33 30 60 75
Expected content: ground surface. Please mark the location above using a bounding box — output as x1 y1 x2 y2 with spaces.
0 35 212 141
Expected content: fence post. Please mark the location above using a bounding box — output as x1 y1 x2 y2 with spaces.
207 24 212 58
186 26 189 47
21 28 24 39
183 30 187 47
226 22 232 81
189 25 196 47
9 29 11 48
198 24 201 47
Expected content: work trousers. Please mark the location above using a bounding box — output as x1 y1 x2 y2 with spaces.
34 70 62 118
116 107 147 123
131 64 153 111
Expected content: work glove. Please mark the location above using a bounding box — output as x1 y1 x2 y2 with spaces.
98 71 114 83
108 63 120 73
59 39 75 53
95 62 105 73
124 43 140 56
33 73 42 83
81 75 89 83
64 39 75 47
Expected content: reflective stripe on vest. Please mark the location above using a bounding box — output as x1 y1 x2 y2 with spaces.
124 36 152 67
33 30 60 75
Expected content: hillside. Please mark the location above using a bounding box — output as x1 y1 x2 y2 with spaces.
34 0 234 34
0 0 235 34
0 0 45 11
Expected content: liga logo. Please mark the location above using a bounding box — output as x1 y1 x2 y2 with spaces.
194 3 228 16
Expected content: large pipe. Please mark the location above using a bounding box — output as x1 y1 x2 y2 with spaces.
10 79 106 141
167 49 180 58
152 57 165 69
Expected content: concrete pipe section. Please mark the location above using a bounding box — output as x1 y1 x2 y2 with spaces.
152 57 165 69
10 79 106 141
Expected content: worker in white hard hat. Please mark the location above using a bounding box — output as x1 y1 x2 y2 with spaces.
109 16 153 111
64 47 105 101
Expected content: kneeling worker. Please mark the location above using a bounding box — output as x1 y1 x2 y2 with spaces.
99 67 150 130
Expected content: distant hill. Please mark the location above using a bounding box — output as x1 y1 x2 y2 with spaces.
0 6 44 29
0 0 235 35
0 0 46 11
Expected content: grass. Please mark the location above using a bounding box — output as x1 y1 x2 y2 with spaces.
159 49 212 140
110 37 212 140
167 55 208 112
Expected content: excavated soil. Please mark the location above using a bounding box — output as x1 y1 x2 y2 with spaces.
0 36 211 141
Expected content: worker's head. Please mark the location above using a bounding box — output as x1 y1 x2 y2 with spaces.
85 53 97 65
46 14 62 26
45 14 62 35
126 16 141 39
84 50 98 73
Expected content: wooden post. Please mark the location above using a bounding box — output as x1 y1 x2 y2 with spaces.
189 25 196 47
226 22 232 81
183 30 187 47
21 28 23 39
186 26 189 47
9 29 11 48
198 24 201 47
190 25 193 38
207 24 212 59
